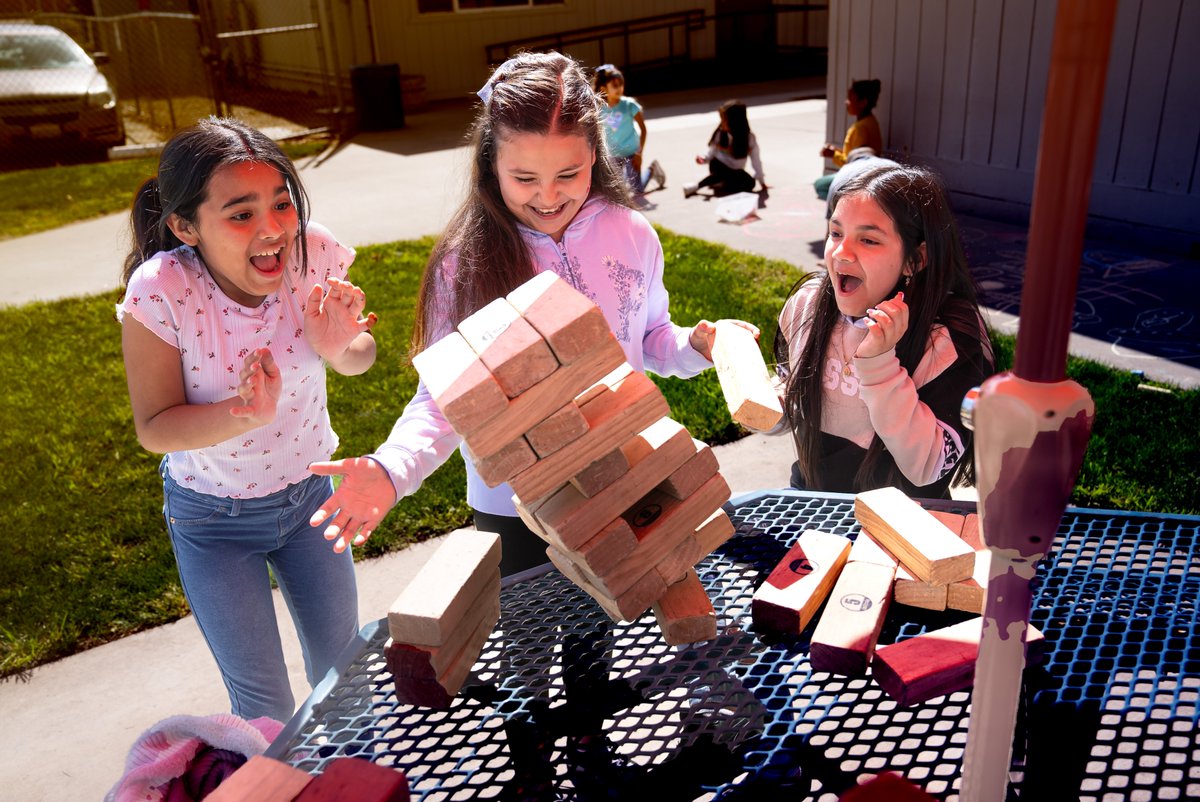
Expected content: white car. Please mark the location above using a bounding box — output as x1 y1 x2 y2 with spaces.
0 23 125 156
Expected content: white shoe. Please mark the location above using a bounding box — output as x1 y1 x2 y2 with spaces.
683 182 699 198
649 159 666 189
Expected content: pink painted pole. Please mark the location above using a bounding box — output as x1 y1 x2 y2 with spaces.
959 0 1115 799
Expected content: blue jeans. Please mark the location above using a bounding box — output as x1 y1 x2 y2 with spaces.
619 156 650 193
162 465 358 722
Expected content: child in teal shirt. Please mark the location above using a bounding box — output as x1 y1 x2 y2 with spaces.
594 64 665 196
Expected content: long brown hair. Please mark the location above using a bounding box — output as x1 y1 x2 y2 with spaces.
411 51 631 354
775 164 992 490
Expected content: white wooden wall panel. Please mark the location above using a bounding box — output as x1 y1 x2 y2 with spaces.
1112 0 1178 189
888 0 921 156
910 0 945 157
1017 0 1055 172
1150 0 1200 195
936 0 972 161
988 0 1035 169
962 0 1001 165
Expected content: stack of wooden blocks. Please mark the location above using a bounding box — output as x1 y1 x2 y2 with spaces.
412 272 736 647
751 486 1046 707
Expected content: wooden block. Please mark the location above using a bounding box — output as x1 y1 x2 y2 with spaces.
652 570 717 645
386 574 501 679
293 756 409 802
387 531 501 646
809 560 896 675
894 566 949 611
506 271 613 365
533 417 693 550
411 331 508 436
570 447 631 497
694 508 736 556
586 473 731 598
468 436 536 488
548 545 667 622
462 336 625 458
654 534 703 585
855 487 975 585
571 518 640 578
458 297 558 398
514 498 550 540
946 551 989 614
839 772 939 801
658 439 719 501
871 617 1047 707
509 367 671 504
710 320 784 430
524 401 589 457
205 755 312 802
960 513 982 549
751 529 852 634
927 510 966 537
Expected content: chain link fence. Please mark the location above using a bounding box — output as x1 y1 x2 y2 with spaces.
0 1 340 170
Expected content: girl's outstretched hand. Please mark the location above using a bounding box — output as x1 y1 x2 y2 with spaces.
303 277 377 362
308 457 398 553
858 291 909 358
230 348 280 425
690 319 761 362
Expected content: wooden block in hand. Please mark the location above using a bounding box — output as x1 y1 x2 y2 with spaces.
751 529 851 634
548 545 667 623
387 530 501 646
205 755 312 802
468 436 536 488
854 487 974 585
570 447 631 497
533 417 693 550
658 439 719 501
652 570 717 645
710 320 783 431
462 336 625 459
525 401 589 457
458 297 558 398
411 331 508 436
871 617 1047 707
506 271 613 365
509 367 670 504
809 560 895 675
293 757 409 802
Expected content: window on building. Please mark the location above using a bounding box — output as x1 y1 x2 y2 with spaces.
418 0 563 13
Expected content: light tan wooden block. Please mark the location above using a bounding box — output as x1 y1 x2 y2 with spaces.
506 271 613 365
462 336 625 458
851 530 945 610
694 508 736 556
872 617 1046 707
468 436 537 488
848 529 900 567
654 534 703 585
386 573 501 679
855 487 975 585
652 570 717 645
586 473 731 599
931 511 987 613
533 417 693 550
710 320 784 431
514 498 550 540
809 560 896 675
548 545 667 623
751 529 852 634
411 331 508 436
570 447 631 497
387 530 502 646
205 755 312 802
525 401 589 457
658 439 719 501
509 368 670 504
435 595 501 697
927 510 966 537
458 297 558 398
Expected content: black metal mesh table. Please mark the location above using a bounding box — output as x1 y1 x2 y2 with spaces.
266 490 1200 801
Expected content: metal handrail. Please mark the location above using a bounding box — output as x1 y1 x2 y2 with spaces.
484 8 706 67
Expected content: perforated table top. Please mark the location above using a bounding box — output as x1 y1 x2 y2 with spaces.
266 490 1200 801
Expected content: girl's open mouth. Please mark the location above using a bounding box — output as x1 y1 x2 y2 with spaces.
250 245 285 274
532 202 568 219
837 272 863 294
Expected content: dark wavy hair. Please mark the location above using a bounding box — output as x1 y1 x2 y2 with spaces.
850 78 882 115
412 51 632 355
121 116 309 287
708 99 751 160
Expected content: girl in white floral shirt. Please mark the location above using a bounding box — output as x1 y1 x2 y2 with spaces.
117 117 377 722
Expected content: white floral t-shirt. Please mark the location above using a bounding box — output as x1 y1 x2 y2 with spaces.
117 222 354 499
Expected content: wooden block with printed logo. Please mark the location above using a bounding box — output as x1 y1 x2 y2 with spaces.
532 417 694 550
469 436 537 488
387 530 501 647
854 487 975 585
548 545 667 623
659 439 719 501
871 617 1047 707
457 297 558 398
411 331 508 436
809 559 895 675
292 756 410 801
509 366 670 504
205 755 313 802
710 320 784 431
751 529 852 634
507 271 613 365
525 401 589 457
463 336 625 458
652 569 717 644
851 529 947 611
570 447 631 497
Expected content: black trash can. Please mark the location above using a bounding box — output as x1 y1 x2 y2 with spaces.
350 63 405 131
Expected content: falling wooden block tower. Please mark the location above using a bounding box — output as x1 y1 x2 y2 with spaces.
414 272 734 645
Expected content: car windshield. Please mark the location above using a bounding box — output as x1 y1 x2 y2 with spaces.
0 32 92 71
